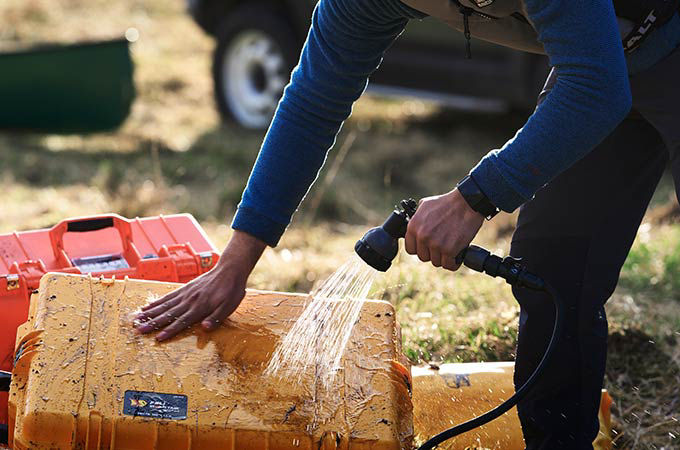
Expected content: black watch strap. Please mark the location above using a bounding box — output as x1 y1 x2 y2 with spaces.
456 175 499 220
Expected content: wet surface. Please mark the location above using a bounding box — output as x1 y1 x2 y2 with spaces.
265 255 378 390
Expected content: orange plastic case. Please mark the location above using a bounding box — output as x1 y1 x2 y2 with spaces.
0 214 219 425
8 274 412 449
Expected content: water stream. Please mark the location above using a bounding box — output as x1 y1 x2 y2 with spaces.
264 254 377 390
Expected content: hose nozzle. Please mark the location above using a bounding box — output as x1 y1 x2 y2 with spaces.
354 199 416 271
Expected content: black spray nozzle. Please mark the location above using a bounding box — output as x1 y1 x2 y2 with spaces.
355 199 545 290
354 199 417 272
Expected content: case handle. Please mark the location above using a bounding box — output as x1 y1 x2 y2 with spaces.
66 217 117 233
0 370 10 392
49 215 135 266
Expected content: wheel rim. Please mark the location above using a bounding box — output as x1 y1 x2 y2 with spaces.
223 30 288 129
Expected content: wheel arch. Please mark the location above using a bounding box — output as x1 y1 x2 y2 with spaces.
191 0 312 46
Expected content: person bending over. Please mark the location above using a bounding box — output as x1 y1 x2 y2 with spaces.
136 1 680 447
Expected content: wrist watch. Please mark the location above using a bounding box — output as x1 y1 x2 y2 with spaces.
456 175 499 220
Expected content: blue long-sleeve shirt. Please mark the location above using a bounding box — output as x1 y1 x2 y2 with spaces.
233 0 679 247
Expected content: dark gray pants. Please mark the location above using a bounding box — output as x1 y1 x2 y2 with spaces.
510 49 680 449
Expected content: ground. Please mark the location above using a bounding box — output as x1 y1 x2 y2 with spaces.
1 0 679 447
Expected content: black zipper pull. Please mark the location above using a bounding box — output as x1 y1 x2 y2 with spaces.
460 6 472 59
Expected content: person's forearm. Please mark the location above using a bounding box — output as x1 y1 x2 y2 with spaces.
218 230 267 277
470 0 631 212
232 0 422 247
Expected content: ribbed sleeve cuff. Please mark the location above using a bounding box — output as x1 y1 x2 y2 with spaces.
231 206 287 247
469 156 530 213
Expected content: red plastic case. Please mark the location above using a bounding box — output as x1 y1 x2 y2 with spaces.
0 214 219 425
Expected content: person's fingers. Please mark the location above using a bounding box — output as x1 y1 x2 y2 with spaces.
156 308 203 341
201 300 238 330
135 302 190 334
416 238 430 262
137 296 183 321
141 289 182 311
405 230 417 255
442 254 461 272
430 248 442 267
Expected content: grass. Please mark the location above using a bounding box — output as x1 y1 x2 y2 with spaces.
620 224 680 301
1 0 679 447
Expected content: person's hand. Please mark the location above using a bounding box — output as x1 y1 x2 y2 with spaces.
405 189 484 271
134 230 266 341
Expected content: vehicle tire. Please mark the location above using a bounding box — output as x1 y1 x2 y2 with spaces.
212 6 299 130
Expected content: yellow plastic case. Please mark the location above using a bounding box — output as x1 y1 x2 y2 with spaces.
411 363 613 449
8 274 412 449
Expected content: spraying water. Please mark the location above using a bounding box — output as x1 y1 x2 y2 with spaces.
265 254 377 389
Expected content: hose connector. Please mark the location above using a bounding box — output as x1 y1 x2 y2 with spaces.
456 245 544 291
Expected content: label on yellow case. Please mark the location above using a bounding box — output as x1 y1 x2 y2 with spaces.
123 390 187 420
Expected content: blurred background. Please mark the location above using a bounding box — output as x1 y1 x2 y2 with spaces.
0 0 678 447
